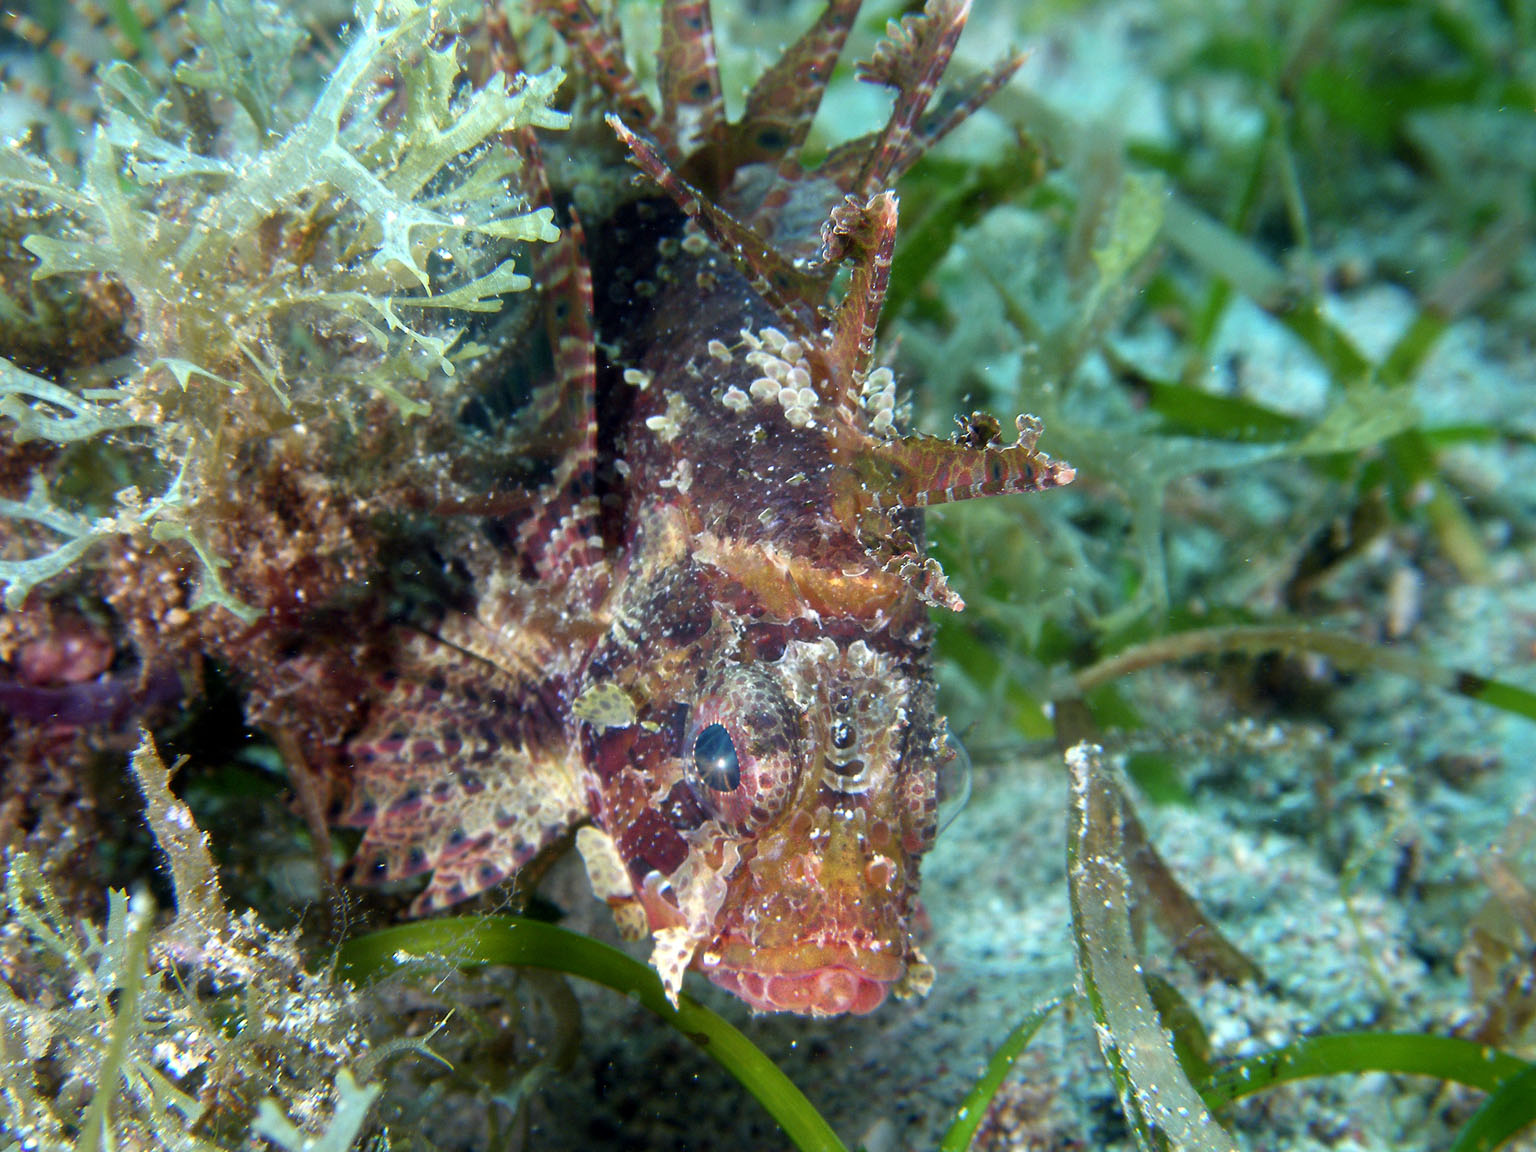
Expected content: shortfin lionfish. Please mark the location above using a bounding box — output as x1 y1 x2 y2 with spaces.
345 0 1073 1016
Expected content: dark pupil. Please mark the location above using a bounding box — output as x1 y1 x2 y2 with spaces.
693 723 741 792
831 720 855 750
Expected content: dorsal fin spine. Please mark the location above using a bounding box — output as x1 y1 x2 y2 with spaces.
607 115 829 340
853 0 972 197
659 0 725 154
825 192 900 391
541 0 663 145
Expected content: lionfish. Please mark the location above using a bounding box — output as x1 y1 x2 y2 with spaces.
345 0 1074 1016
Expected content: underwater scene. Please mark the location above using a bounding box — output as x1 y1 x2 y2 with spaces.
1 0 1534 1148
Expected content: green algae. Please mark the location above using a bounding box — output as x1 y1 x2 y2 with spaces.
0 0 565 614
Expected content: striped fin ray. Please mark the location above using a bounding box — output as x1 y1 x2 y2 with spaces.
608 115 830 340
495 33 600 476
2 0 192 159
344 631 586 914
888 50 1026 177
480 12 607 591
512 201 599 475
737 0 864 239
513 207 611 598
540 208 600 478
4 0 191 77
540 0 664 146
659 0 725 156
838 414 1076 514
729 0 861 174
851 0 972 198
822 192 900 393
3 11 99 82
811 0 1020 198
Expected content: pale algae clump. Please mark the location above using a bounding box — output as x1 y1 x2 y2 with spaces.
0 734 387 1149
0 0 566 617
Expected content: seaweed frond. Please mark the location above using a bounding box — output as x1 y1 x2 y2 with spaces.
0 732 381 1148
0 0 568 613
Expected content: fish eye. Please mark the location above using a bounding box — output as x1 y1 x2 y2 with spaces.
684 666 802 832
693 722 741 792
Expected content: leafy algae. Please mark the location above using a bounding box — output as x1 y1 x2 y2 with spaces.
0 0 566 615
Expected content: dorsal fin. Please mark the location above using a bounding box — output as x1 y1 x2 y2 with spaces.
608 115 830 340
532 207 599 470
812 0 1022 197
513 207 610 596
540 0 663 146
487 3 594 473
888 51 1025 178
852 0 971 197
730 0 862 171
483 15 607 590
659 0 725 156
823 192 900 394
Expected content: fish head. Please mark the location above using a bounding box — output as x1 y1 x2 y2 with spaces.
620 636 947 1016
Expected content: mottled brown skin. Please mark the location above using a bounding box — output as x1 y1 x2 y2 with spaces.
581 221 951 1012
346 0 1074 1016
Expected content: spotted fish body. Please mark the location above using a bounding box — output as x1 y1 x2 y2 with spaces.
346 0 1073 1016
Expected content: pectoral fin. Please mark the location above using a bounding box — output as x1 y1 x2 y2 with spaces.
839 413 1076 513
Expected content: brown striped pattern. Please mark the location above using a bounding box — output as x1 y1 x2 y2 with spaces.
659 0 725 154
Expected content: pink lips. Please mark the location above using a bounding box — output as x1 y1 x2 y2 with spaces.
708 964 890 1016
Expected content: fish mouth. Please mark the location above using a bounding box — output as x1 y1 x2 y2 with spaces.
707 965 889 1015
701 941 905 1016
